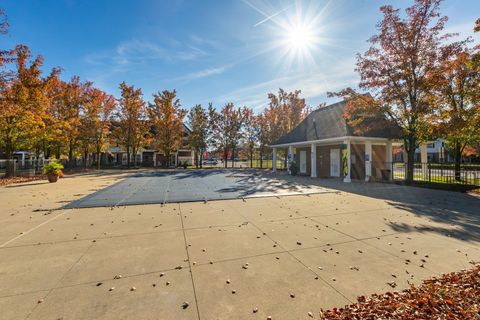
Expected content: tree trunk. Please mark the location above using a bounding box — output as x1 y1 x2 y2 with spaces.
127 148 131 169
405 136 416 184
224 148 228 169
231 147 235 168
284 147 288 169
68 140 74 168
133 148 137 168
3 139 14 177
5 159 15 178
199 149 203 169
250 147 253 168
454 143 462 181
259 148 263 169
96 146 101 170
84 150 88 169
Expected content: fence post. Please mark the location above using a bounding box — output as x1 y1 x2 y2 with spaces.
428 164 431 183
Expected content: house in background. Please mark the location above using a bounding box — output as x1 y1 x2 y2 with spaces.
270 101 403 182
106 123 194 167
414 139 451 163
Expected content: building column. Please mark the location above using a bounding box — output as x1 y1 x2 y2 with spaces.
311 143 317 178
420 143 428 180
272 147 277 173
344 140 351 183
386 141 393 181
365 140 372 182
287 145 294 174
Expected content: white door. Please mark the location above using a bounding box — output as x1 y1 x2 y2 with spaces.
330 148 340 177
299 150 307 174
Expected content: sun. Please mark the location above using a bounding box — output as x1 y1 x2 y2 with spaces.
286 24 313 51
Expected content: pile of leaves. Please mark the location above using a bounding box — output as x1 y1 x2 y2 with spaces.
321 265 480 319
0 175 46 186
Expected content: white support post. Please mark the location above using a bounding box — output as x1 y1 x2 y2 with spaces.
386 141 393 181
344 140 351 183
365 141 372 182
420 143 428 180
272 147 277 173
288 145 293 175
311 143 317 178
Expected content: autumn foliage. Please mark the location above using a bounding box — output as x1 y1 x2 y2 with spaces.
320 265 480 319
331 0 480 183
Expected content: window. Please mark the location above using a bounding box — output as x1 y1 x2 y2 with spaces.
427 143 435 149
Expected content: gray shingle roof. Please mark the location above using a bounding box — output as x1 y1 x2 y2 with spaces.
272 101 402 146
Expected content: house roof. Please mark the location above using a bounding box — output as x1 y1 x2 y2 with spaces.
272 100 402 146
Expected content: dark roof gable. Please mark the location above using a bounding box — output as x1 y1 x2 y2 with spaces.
272 100 402 145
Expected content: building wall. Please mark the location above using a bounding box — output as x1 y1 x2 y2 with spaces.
295 144 344 178
295 143 390 180
350 143 365 180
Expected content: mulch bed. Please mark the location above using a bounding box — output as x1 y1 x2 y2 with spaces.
0 175 47 186
320 265 480 319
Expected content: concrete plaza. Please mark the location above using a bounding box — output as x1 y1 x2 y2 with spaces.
1 170 479 320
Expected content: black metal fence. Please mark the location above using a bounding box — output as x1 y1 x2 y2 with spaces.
0 158 98 177
389 162 480 187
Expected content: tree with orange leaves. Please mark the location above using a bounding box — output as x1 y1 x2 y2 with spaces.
431 42 480 180
114 82 148 168
264 89 311 167
242 107 258 168
79 87 116 169
208 103 244 168
330 0 454 183
0 45 57 176
255 112 270 169
148 90 186 168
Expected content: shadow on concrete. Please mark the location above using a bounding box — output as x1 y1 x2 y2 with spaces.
284 175 480 244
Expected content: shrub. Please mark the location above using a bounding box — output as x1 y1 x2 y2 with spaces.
43 161 64 175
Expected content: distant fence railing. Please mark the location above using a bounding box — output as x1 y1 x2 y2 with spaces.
389 162 480 187
0 159 55 177
0 158 99 178
1 156 288 177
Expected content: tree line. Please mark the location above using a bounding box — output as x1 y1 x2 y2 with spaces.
1 2 479 183
0 9 312 176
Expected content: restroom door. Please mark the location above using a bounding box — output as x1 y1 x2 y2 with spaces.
330 149 340 177
299 150 307 174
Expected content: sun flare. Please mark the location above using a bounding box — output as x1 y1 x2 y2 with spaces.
286 24 313 51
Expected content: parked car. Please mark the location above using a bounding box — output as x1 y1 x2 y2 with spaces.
202 159 218 165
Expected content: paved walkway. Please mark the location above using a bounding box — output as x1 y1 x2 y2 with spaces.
1 170 479 319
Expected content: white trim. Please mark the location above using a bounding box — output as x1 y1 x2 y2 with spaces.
269 136 399 148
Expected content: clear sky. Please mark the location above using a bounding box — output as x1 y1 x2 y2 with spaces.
2 0 479 112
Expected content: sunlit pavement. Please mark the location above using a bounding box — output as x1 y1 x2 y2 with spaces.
1 170 479 320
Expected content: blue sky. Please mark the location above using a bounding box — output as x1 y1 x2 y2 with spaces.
2 0 479 112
